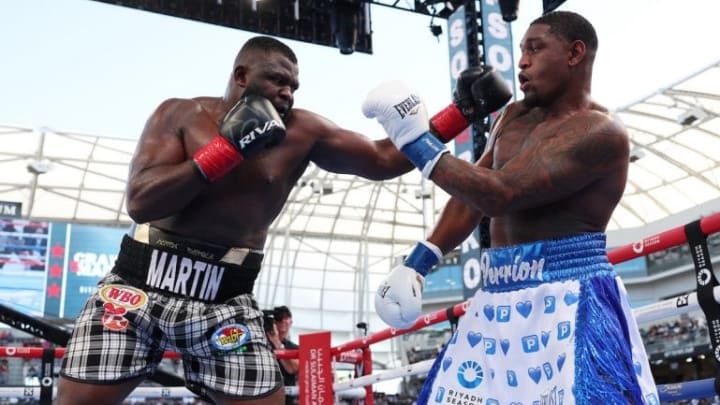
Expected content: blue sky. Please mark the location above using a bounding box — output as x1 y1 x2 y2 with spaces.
1 0 719 140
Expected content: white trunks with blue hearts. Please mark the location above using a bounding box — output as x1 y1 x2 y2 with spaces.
418 233 659 405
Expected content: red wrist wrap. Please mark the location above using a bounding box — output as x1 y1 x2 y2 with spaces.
430 103 469 142
192 136 244 182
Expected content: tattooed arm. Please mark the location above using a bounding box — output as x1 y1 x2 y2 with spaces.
428 109 629 217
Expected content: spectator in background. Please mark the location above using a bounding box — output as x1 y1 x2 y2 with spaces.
266 306 299 405
1 219 16 232
0 359 9 385
25 363 39 386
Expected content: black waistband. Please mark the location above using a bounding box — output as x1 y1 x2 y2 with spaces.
112 235 262 303
147 226 263 266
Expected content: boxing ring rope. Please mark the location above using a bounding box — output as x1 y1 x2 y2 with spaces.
0 346 181 360
0 385 370 401
1 212 719 403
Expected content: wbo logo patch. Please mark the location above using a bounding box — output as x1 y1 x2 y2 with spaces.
98 284 148 332
211 323 251 351
99 284 149 310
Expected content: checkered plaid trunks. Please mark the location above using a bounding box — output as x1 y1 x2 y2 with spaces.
60 272 282 398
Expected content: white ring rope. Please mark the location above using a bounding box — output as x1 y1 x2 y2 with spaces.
633 285 720 324
333 359 434 392
0 386 193 399
0 385 368 400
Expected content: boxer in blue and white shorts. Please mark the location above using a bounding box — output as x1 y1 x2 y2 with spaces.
364 10 659 404
418 234 658 404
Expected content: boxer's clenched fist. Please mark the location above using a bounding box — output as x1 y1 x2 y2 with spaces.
375 264 425 329
430 65 513 142
363 81 448 178
361 80 429 149
193 94 286 182
374 240 443 329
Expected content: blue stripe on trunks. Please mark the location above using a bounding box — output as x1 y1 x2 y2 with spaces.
480 233 615 292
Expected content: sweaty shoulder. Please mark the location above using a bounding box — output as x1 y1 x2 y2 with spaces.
580 108 628 142
284 108 339 139
147 97 206 126
497 100 530 121
567 108 629 168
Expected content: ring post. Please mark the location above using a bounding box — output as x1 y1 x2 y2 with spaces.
685 220 720 395
39 348 54 405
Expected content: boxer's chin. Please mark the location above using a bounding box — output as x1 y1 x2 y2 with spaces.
522 92 538 108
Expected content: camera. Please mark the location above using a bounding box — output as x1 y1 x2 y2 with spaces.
262 309 275 333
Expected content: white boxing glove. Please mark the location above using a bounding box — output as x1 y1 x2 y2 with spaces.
374 241 443 329
362 81 449 179
362 80 430 149
375 264 425 329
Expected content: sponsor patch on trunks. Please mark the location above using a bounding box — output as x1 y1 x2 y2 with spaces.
98 284 148 332
211 323 251 351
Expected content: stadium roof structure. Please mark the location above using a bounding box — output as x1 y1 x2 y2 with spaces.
610 60 720 234
1 60 718 232
1 60 719 364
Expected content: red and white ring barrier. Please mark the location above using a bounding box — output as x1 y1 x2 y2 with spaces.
1 212 719 403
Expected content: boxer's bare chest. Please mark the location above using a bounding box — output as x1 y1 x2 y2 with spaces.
491 110 559 169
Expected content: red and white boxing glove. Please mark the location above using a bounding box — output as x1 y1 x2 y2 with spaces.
374 241 443 329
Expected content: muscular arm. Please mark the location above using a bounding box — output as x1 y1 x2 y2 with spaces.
126 99 208 223
428 111 629 216
427 196 483 253
426 139 495 253
295 110 414 180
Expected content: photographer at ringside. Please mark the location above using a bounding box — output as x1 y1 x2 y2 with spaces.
264 306 299 404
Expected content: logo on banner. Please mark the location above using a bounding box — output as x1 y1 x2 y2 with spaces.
697 268 712 286
676 294 689 307
73 252 118 277
299 331 333 405
482 6 514 93
0 201 21 217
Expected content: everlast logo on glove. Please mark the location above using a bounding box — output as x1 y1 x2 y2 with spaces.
393 95 422 119
380 284 391 298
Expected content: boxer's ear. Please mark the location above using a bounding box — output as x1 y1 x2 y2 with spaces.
567 40 586 67
233 65 249 85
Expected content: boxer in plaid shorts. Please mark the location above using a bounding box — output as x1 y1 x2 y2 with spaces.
56 33 499 404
